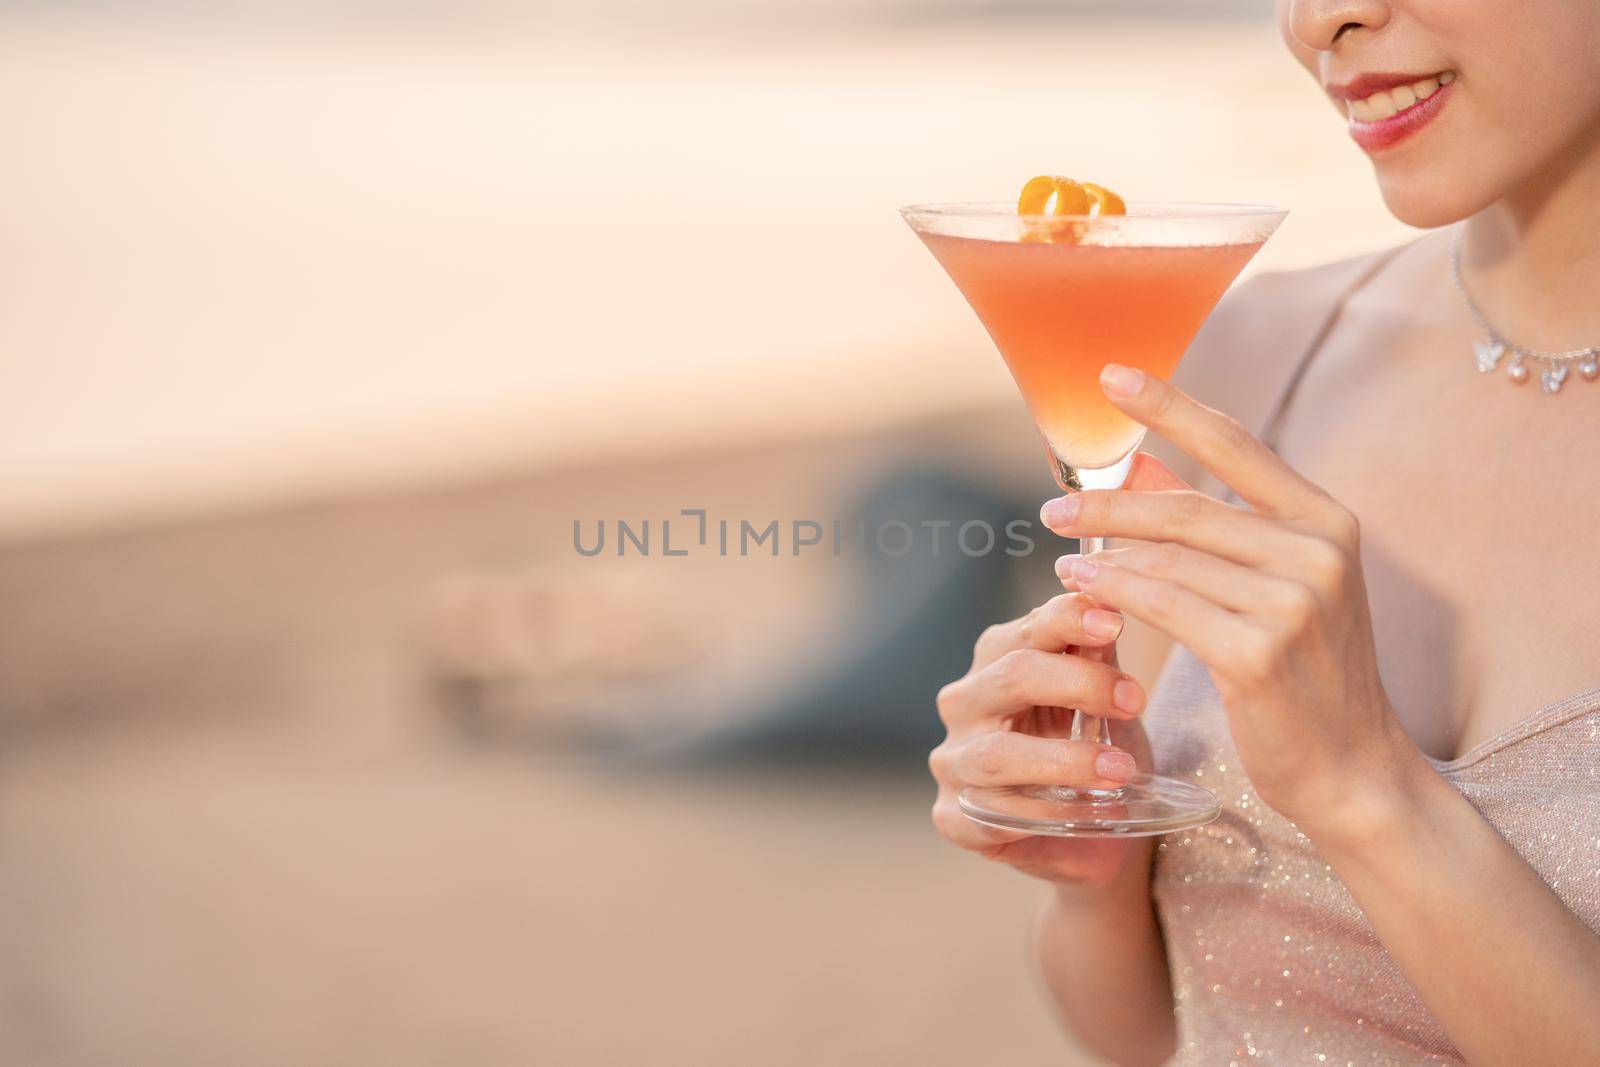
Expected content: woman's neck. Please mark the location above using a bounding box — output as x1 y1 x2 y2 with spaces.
1461 129 1600 351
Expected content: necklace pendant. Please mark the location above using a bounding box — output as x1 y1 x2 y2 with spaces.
1454 235 1594 396
1474 338 1505 373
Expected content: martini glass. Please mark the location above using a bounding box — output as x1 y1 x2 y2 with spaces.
903 201 1285 837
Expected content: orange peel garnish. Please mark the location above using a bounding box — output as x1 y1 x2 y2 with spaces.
1017 175 1126 242
1080 182 1126 216
1017 175 1091 216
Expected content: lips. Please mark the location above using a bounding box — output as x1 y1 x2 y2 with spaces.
1330 70 1457 153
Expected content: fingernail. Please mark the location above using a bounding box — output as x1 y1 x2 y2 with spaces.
1070 558 1099 583
1100 363 1145 398
1041 497 1079 527
1053 553 1082 580
1083 608 1124 640
1113 678 1145 714
1094 750 1137 782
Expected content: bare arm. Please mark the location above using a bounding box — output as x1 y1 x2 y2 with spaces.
1034 855 1177 1067
1314 760 1600 1064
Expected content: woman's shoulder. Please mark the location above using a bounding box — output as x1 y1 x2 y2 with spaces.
1149 244 1415 490
1174 247 1406 434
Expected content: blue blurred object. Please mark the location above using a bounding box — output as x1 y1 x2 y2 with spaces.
640 465 1059 775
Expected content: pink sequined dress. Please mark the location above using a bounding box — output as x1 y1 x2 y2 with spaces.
1147 655 1600 1065
1145 248 1600 1064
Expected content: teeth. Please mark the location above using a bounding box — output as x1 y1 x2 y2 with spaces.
1346 72 1454 122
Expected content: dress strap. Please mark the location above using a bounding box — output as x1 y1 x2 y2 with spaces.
1257 244 1410 452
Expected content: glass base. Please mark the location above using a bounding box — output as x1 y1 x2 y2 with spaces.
959 773 1221 838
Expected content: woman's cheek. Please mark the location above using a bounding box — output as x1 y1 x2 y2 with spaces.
1398 0 1600 196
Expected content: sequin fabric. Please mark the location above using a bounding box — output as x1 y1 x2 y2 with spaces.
1146 649 1600 1066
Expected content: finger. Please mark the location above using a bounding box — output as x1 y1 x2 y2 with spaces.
1042 487 1308 567
1064 557 1263 669
932 796 1030 853
938 648 1146 731
955 731 1139 790
1057 542 1307 616
1098 364 1329 518
981 834 1135 883
972 593 1125 668
1123 451 1192 493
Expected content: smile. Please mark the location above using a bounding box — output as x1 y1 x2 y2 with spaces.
1333 70 1456 153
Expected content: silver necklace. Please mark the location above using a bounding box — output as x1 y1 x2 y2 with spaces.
1451 230 1599 394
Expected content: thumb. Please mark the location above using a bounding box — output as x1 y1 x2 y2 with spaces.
1124 452 1192 492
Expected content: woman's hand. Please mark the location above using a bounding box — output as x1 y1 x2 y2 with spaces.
928 591 1156 889
1041 363 1414 840
935 590 1188 1065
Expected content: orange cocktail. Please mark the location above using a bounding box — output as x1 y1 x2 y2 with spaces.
918 234 1262 471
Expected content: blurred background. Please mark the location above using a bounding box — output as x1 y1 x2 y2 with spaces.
0 1 1415 1064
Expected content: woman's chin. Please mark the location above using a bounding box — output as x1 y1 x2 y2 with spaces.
1374 173 1494 230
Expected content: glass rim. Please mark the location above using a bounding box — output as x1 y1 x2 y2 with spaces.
900 200 1288 246
900 200 1288 223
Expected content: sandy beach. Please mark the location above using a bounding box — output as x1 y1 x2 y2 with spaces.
0 412 1098 1065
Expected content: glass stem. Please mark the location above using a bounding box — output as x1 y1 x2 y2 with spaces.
1068 534 1118 793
